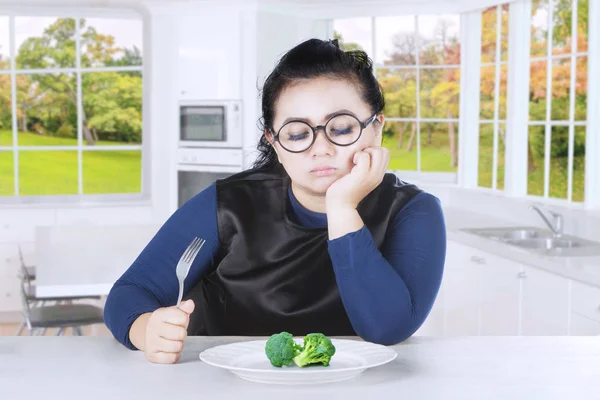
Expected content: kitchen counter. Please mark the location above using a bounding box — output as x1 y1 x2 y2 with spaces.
0 336 597 400
445 207 600 287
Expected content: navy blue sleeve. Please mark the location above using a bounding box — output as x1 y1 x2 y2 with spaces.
327 191 446 345
103 183 221 350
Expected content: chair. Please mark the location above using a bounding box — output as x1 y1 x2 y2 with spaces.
16 245 104 336
17 264 105 336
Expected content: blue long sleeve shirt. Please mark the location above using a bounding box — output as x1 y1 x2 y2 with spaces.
104 181 446 350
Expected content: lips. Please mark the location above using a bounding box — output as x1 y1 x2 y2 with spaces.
310 166 337 177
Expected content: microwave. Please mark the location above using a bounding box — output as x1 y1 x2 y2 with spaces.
179 99 242 148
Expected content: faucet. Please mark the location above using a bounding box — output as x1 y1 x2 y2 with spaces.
529 204 564 238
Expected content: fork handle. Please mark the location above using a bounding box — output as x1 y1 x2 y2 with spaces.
176 280 184 307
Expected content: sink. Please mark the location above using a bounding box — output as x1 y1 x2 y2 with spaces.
460 227 600 257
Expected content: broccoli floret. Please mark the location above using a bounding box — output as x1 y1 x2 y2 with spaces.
292 333 336 367
265 332 302 367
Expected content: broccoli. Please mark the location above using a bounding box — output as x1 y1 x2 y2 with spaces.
265 331 302 367
292 333 336 367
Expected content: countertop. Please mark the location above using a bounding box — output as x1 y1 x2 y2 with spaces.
0 336 598 400
445 207 600 287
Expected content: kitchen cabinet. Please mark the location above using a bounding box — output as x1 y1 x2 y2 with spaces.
521 266 570 335
478 251 521 335
570 280 600 335
177 13 243 100
443 241 482 335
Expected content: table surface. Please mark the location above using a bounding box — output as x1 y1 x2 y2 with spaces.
1 335 598 400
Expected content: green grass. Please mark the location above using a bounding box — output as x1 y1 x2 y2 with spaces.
0 130 137 147
384 123 585 202
0 130 141 196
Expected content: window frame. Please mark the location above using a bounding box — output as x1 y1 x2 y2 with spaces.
0 7 148 205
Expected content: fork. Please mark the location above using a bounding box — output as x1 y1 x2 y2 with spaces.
175 237 206 307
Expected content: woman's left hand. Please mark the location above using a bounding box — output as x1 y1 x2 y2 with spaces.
326 146 390 211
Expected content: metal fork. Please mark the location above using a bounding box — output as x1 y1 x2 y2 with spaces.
175 237 206 307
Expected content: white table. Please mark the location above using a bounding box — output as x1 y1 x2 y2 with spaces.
0 336 598 399
34 224 160 298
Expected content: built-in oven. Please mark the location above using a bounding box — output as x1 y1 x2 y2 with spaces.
179 99 242 148
176 148 243 208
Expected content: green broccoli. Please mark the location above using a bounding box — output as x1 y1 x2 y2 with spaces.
292 333 336 367
265 331 302 367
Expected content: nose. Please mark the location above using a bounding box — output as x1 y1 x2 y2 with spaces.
309 127 335 157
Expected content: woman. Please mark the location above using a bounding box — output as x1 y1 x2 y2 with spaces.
104 38 446 364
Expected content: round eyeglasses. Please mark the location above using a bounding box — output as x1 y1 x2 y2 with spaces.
270 113 378 153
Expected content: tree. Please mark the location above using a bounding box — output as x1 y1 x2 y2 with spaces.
15 18 142 145
333 31 365 52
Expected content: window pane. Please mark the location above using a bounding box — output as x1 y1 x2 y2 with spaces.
18 150 77 195
420 68 460 119
0 151 14 195
421 122 458 172
15 17 76 69
378 68 416 118
551 58 570 121
545 125 586 201
0 17 8 70
501 4 509 62
549 125 569 200
529 60 547 121
480 66 495 120
573 126 585 202
528 125 545 196
531 0 549 58
82 71 143 146
575 56 587 121
578 0 588 52
83 150 141 194
481 7 497 63
17 73 77 146
0 75 11 146
418 15 460 65
497 123 506 190
374 16 415 65
551 0 572 56
332 18 372 58
478 123 493 188
499 64 508 120
80 18 143 68
382 121 417 171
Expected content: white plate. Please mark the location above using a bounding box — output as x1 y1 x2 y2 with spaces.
199 338 397 385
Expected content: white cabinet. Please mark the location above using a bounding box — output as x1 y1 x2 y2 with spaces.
443 241 481 335
479 252 521 335
177 12 242 100
570 281 600 335
521 266 570 335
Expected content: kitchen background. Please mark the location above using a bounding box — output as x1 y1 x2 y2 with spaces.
0 0 599 337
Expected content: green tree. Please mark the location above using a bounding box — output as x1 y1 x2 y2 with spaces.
15 18 142 145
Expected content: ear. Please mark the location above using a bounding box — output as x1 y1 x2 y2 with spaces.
374 114 385 145
264 129 275 145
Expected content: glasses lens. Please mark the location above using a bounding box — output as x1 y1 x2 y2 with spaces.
326 115 361 145
278 121 314 152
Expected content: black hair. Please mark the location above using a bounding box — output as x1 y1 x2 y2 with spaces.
253 38 385 170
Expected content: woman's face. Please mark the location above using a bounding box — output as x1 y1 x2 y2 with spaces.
267 77 385 196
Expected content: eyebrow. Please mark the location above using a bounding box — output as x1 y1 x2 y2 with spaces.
280 109 357 126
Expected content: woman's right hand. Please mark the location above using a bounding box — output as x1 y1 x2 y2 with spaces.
142 299 195 364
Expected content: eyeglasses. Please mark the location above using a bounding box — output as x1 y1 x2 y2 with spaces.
270 112 378 153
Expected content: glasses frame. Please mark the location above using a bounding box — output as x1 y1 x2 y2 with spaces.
270 112 378 153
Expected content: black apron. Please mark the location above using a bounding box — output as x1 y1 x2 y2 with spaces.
185 166 422 336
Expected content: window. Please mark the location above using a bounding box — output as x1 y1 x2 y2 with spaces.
528 0 588 202
333 14 461 179
0 16 143 198
479 5 509 191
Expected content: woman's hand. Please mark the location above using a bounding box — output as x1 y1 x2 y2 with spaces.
130 299 195 364
325 146 390 211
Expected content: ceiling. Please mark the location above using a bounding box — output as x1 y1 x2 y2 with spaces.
0 0 459 8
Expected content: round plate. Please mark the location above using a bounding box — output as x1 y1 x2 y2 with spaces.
199 338 397 385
